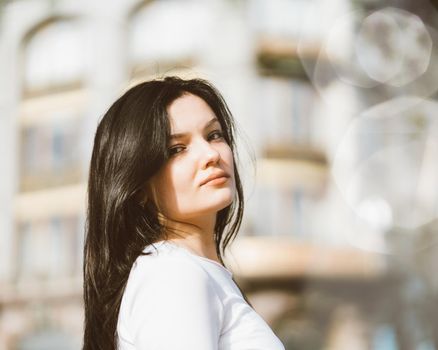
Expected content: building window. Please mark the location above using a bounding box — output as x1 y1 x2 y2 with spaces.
19 113 82 191
22 18 88 96
16 216 80 281
128 0 212 78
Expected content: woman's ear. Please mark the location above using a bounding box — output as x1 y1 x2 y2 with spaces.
135 187 149 207
140 181 156 206
140 195 148 207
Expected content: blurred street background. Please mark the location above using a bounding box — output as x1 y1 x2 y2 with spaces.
1 0 438 349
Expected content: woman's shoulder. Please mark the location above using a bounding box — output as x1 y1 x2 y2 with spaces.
118 243 225 346
121 243 223 317
127 243 212 287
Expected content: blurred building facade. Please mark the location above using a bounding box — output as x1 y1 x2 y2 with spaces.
2 0 438 349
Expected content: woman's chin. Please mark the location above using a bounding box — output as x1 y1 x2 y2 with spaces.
198 197 234 216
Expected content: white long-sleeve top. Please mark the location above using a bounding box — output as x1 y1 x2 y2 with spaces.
117 240 285 350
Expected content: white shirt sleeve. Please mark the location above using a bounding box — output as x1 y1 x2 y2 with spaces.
126 256 223 350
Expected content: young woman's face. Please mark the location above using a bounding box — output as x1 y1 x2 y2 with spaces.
147 93 236 222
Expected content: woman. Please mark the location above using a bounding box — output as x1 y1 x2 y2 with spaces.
83 76 285 350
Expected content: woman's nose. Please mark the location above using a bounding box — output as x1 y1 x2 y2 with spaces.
198 140 220 168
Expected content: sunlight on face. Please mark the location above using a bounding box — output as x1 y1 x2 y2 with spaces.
147 93 236 223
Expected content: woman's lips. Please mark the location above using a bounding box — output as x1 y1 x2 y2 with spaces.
203 176 229 186
200 171 230 186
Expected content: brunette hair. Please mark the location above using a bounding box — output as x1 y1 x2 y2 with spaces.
83 76 245 350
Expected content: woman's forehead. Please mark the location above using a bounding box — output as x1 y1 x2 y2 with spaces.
167 94 219 134
167 93 214 118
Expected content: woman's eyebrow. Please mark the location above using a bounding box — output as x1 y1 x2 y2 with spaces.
169 118 220 140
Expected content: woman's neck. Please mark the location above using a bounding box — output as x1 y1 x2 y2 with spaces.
159 214 220 263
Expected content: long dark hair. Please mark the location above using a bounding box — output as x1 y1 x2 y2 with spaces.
83 76 245 350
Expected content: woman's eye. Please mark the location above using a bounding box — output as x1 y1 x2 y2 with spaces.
168 145 185 157
167 131 224 158
209 130 224 140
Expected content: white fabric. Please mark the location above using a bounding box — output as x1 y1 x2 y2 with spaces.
117 240 285 350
